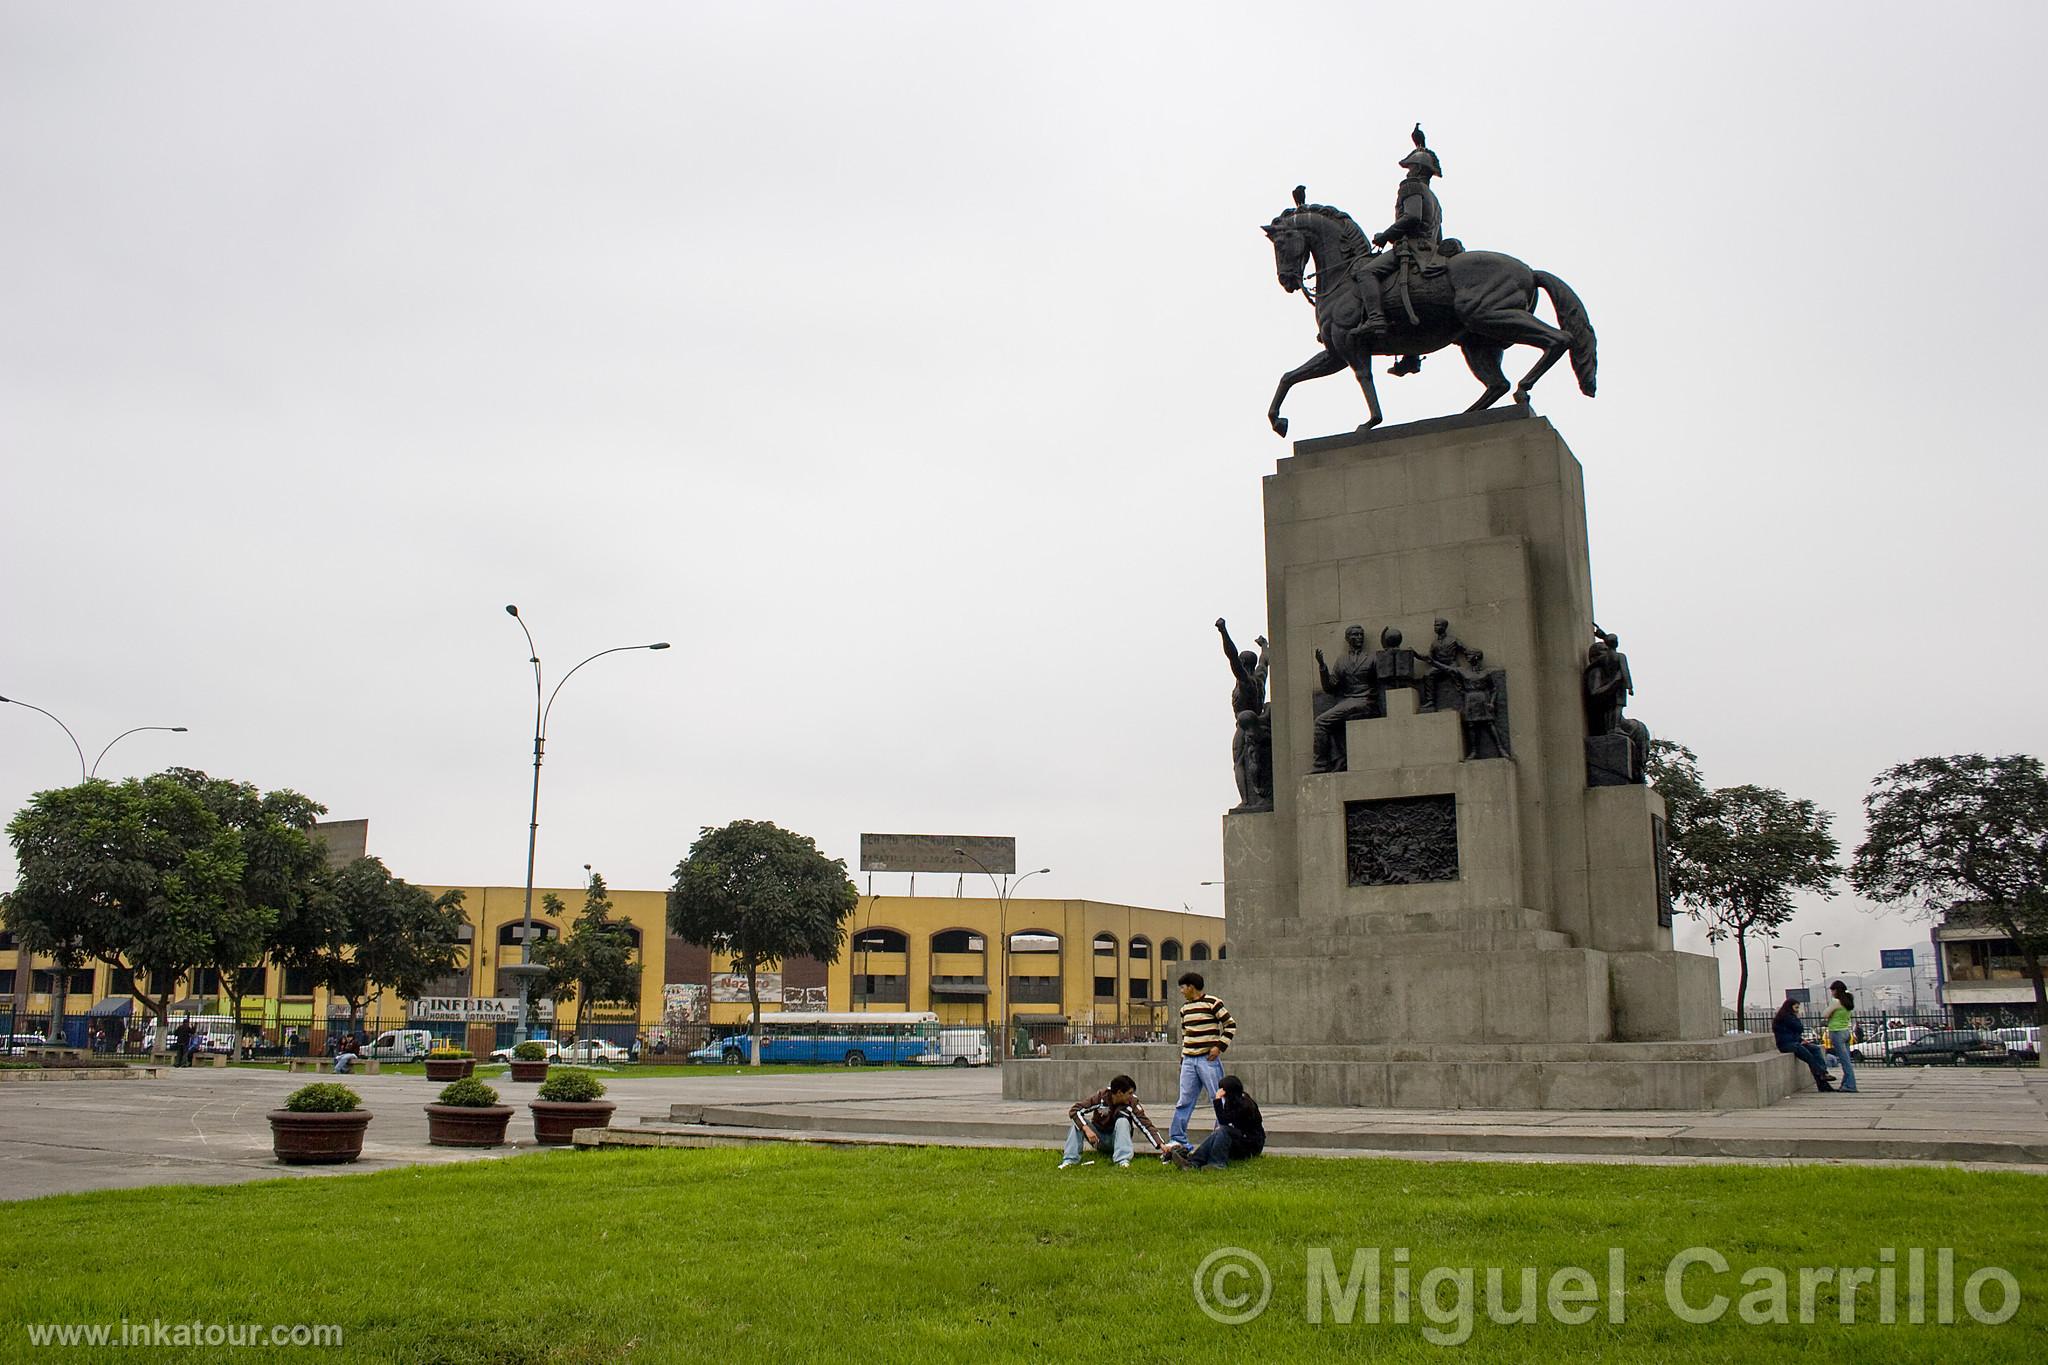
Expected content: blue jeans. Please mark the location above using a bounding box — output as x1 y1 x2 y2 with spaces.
1171 1055 1224 1145
1063 1116 1132 1164
1829 1030 1857 1092
333 1053 357 1074
1779 1039 1830 1083
1186 1127 1235 1169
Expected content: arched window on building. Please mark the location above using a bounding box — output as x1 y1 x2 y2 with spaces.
1190 941 1211 961
1092 933 1119 1001
1007 930 1062 1009
851 927 909 1004
1218 942 1228 959
1128 936 1152 1002
929 928 988 1004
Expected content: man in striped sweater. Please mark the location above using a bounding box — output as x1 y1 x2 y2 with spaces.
1168 971 1237 1149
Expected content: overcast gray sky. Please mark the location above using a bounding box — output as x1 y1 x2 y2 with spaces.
4 2 2043 1005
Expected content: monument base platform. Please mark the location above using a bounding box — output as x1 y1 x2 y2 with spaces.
1001 1036 1802 1112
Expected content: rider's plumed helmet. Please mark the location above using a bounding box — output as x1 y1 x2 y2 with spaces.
1397 123 1442 178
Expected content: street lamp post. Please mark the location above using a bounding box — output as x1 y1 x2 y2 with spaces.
1816 943 1843 990
504 606 669 1043
1 696 187 1047
953 849 1048 1057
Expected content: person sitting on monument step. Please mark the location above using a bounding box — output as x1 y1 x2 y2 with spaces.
1773 997 1836 1092
1060 1073 1165 1169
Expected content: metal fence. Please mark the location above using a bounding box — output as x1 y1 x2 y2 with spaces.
1721 1007 2040 1066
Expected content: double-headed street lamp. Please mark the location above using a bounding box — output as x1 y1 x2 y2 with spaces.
504 606 669 1042
952 848 1049 1053
1 695 188 1045
0 695 187 781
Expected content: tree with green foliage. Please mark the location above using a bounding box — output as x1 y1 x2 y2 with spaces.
1672 781 1841 1028
291 856 467 1031
668 820 858 1065
1851 753 2048 1023
5 771 320 1055
166 770 328 1057
535 874 640 1038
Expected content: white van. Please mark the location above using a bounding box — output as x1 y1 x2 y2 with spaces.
360 1028 435 1062
143 1016 238 1053
915 1028 992 1067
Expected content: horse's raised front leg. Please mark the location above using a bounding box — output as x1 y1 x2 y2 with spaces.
1269 348 1348 437
1459 340 1511 411
1349 353 1384 431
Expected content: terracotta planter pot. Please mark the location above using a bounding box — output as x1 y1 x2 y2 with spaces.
529 1099 616 1145
423 1058 476 1082
424 1103 515 1147
508 1060 550 1083
267 1110 372 1164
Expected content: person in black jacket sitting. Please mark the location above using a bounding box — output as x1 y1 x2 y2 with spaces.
1168 1075 1265 1171
1773 997 1836 1092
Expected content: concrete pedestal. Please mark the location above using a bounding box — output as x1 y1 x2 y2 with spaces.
1005 409 1797 1111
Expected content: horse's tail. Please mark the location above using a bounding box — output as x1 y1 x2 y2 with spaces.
1533 270 1598 396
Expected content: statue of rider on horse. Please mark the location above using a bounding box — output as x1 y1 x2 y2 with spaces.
1261 126 1597 436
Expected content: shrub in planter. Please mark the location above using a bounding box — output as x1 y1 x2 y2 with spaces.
268 1083 372 1164
423 1046 476 1082
529 1067 614 1145
509 1040 550 1082
424 1075 514 1147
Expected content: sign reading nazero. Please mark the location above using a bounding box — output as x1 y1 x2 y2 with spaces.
859 833 1017 875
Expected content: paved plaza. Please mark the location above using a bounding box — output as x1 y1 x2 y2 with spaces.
0 1066 976 1202
4 1064 2044 1202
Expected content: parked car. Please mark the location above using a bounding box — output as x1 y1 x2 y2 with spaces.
1850 1026 1930 1063
1992 1026 2041 1061
1885 1030 2009 1066
488 1038 561 1064
557 1039 629 1064
6 1033 48 1057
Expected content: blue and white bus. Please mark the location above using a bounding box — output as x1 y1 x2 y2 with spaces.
689 1011 938 1066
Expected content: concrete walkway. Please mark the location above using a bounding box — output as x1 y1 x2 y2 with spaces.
589 1065 2048 1171
0 1065 984 1202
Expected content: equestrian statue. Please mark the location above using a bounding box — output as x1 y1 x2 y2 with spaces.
1262 125 1598 436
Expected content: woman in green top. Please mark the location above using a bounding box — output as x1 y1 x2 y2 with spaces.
1826 981 1859 1093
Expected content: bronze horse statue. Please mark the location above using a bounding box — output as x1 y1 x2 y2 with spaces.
1262 199 1597 435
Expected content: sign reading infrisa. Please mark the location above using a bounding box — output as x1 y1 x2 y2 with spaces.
860 833 1016 875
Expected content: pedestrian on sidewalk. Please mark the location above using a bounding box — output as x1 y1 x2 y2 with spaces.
1060 1073 1165 1168
1169 1075 1266 1171
1168 971 1236 1149
1773 996 1835 1091
1826 981 1859 1093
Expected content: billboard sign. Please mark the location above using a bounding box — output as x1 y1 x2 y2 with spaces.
1784 987 1812 1004
711 972 782 1004
409 996 524 1023
860 833 1016 875
1879 948 1916 969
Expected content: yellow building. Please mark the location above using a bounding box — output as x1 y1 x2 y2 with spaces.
3 887 1226 1048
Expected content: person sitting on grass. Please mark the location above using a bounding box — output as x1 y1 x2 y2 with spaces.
1061 1073 1166 1169
1167 1075 1266 1171
1772 996 1835 1092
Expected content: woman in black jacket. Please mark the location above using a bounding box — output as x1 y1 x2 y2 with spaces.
1171 1075 1265 1170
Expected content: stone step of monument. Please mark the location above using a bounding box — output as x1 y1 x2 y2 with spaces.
1035 1036 1775 1066
1236 905 1560 938
1232 928 1575 957
1005 1050 1804 1111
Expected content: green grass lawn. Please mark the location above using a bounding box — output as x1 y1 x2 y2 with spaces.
3 1148 2043 1363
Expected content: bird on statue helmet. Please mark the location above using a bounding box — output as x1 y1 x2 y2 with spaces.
1397 124 1442 178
